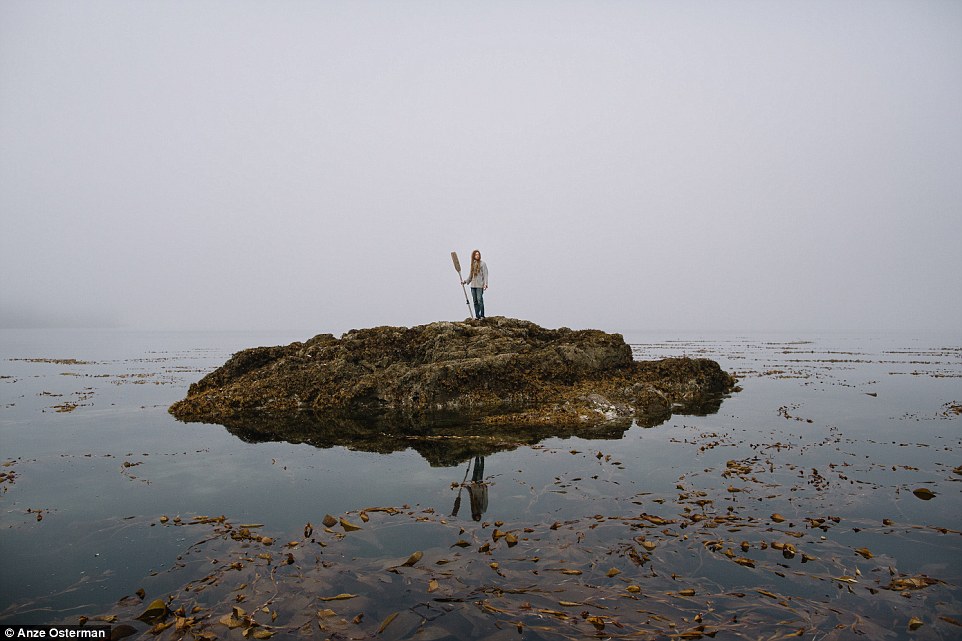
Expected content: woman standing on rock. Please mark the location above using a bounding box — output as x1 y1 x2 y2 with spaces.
462 249 488 320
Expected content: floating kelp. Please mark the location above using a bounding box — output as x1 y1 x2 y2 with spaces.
82 436 962 640
6 333 961 639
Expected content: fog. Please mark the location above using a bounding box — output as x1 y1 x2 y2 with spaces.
2 1 960 336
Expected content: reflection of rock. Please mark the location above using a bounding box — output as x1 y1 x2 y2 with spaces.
210 411 636 467
170 317 736 439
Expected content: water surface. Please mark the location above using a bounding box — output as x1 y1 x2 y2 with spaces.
1 329 959 639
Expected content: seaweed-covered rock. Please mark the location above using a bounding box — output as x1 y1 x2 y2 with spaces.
169 317 736 427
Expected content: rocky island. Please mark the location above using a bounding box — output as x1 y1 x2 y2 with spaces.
170 318 737 442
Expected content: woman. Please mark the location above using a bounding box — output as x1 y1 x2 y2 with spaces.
462 249 488 320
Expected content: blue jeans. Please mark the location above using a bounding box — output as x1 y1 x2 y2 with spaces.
471 287 485 319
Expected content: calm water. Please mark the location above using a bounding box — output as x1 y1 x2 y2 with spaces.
0 328 959 640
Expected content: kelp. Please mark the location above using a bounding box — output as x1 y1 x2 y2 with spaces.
7 337 961 639
81 441 961 640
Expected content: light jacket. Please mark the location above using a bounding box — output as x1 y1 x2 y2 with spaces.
466 261 488 289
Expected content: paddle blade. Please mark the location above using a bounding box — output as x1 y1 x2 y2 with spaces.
451 251 461 273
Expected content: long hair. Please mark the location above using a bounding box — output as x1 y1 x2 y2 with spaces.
469 250 482 281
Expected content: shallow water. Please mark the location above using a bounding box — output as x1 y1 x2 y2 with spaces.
0 328 959 639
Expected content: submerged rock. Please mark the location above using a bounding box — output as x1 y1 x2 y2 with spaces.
170 317 736 432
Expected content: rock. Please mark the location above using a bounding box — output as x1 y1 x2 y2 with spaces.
169 317 736 434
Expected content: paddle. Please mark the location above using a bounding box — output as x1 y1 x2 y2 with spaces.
451 251 473 318
450 459 472 517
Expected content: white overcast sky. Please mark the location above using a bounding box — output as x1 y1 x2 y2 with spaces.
1 0 960 335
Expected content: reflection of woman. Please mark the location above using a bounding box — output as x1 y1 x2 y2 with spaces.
452 456 488 520
468 456 488 521
470 456 484 483
461 250 488 320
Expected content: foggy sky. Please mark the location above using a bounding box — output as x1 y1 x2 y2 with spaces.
2 1 960 336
